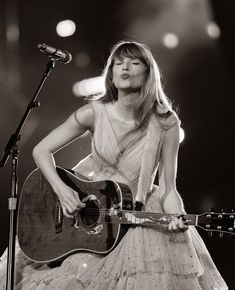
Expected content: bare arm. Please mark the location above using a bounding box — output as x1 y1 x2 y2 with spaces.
159 123 187 231
32 103 94 217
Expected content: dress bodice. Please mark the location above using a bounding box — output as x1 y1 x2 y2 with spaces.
74 101 169 198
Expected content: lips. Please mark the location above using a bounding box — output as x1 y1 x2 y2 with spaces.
120 73 129 79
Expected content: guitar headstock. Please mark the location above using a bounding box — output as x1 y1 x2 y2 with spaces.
197 209 235 238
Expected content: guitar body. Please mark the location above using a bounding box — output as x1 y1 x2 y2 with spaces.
18 167 234 264
17 167 133 263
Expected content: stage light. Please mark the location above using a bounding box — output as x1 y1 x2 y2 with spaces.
162 33 179 49
72 76 105 97
72 82 81 96
206 22 221 39
75 53 91 68
6 23 19 42
179 127 185 143
56 20 76 37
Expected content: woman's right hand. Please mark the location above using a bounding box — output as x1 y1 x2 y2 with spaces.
53 182 86 218
32 104 94 218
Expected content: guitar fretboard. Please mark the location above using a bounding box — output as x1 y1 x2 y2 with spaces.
100 210 197 226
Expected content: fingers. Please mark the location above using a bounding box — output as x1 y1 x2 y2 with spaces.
61 204 74 218
72 190 86 209
168 216 188 232
168 217 178 231
178 216 188 231
58 187 86 218
61 193 78 213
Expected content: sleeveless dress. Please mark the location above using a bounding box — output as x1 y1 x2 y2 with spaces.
0 101 228 289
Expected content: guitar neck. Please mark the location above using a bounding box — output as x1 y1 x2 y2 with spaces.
103 210 197 226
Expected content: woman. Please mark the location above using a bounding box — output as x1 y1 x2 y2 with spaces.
0 40 227 289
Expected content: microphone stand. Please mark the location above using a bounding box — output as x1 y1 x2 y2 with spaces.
0 58 56 290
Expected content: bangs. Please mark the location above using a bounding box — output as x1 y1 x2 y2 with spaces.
112 43 149 66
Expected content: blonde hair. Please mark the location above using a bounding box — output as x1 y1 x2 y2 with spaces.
95 40 173 123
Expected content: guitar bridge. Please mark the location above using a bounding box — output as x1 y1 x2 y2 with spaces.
54 199 63 234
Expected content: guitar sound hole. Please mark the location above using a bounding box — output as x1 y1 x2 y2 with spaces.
79 200 100 227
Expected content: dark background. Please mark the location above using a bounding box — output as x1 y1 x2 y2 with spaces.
0 0 234 288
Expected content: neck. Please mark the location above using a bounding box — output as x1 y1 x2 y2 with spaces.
116 90 140 121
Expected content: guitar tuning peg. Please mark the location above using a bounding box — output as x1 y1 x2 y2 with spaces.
209 208 215 213
208 231 213 237
219 232 224 238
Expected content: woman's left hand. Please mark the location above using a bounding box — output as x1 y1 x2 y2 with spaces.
168 215 188 232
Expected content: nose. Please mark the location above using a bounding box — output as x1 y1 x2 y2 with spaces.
122 60 129 70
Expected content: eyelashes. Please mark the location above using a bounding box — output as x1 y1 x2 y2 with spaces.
114 61 141 66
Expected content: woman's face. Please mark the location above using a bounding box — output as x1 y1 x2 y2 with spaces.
112 56 148 92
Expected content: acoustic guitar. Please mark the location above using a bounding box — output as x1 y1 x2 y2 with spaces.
17 167 235 264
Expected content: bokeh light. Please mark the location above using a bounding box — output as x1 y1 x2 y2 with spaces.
162 33 179 49
75 52 91 68
6 23 20 42
206 21 221 39
72 76 105 97
56 20 76 37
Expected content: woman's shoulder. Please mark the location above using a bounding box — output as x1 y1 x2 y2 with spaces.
74 102 95 131
76 100 105 117
89 99 106 112
77 100 107 129
155 109 181 131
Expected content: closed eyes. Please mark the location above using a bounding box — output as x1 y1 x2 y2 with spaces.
114 59 141 65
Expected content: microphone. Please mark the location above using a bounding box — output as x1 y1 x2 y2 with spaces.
37 43 72 64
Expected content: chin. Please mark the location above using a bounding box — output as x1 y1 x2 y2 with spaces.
119 85 131 90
